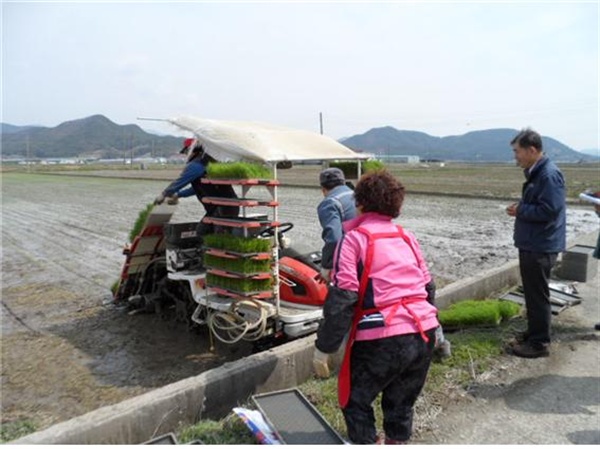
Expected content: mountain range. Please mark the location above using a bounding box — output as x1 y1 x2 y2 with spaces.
1 115 596 163
1 115 181 160
341 127 596 163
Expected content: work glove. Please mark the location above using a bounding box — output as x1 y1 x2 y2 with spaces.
434 326 452 359
313 348 331 378
166 194 179 205
154 193 165 205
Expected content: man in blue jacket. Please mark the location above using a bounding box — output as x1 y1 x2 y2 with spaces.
317 167 357 280
506 128 566 358
155 139 238 237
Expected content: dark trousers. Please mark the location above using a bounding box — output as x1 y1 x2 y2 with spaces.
519 250 558 346
342 329 435 444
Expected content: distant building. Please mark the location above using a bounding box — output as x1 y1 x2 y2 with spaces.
376 154 420 164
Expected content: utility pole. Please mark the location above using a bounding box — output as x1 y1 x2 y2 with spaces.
26 135 31 173
319 112 324 135
319 113 329 170
130 132 134 169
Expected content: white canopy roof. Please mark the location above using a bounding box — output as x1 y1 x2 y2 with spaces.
168 116 370 164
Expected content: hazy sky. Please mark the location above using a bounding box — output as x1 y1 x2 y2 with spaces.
2 1 599 150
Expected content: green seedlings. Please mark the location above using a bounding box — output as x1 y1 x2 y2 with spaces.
438 299 521 329
207 162 272 180
206 273 273 294
203 234 272 254
204 254 271 274
128 203 154 242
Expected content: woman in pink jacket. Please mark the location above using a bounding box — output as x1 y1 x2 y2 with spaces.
313 169 439 444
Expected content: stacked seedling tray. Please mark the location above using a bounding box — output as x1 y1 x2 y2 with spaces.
200 163 280 303
203 234 275 299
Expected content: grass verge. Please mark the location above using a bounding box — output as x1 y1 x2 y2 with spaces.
175 316 526 444
0 420 37 444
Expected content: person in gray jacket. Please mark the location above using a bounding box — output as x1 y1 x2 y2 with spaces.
317 168 357 280
506 128 566 358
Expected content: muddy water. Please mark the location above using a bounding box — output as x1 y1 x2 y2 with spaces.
1 173 598 431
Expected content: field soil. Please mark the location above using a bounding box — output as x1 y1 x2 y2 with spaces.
1 171 598 436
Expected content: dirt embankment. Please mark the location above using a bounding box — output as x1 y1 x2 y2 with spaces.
1 172 598 436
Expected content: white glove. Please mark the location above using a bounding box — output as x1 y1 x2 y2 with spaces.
313 348 331 378
154 193 165 205
166 194 179 205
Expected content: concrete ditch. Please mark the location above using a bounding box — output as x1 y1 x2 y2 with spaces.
12 232 593 445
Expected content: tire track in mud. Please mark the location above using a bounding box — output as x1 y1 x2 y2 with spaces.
1 300 42 335
3 206 125 285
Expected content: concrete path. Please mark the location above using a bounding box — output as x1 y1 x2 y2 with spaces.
420 236 600 445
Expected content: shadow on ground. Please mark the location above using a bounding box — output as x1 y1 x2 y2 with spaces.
45 305 253 389
472 374 600 415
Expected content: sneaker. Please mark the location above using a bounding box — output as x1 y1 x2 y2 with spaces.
509 341 549 359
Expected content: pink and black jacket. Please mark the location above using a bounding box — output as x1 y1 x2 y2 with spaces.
315 212 439 354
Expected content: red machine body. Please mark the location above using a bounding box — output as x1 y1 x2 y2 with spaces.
278 256 328 307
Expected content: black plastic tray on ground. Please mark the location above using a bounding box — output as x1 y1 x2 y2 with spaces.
501 285 583 315
252 388 346 445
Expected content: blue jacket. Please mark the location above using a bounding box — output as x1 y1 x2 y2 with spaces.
162 158 238 217
317 184 357 269
514 156 566 253
162 159 206 199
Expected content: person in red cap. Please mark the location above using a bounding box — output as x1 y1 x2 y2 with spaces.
154 138 239 238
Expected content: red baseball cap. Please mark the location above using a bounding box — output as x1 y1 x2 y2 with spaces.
180 138 196 154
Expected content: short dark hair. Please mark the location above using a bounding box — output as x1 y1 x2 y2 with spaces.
354 169 405 218
511 128 543 152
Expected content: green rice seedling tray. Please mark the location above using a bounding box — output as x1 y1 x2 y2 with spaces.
206 272 272 292
202 196 279 207
439 299 521 330
204 248 272 260
206 161 273 180
204 253 271 273
208 286 274 300
201 178 280 186
207 268 272 280
203 233 272 253
203 216 279 229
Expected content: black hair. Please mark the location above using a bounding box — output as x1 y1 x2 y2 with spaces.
510 128 543 152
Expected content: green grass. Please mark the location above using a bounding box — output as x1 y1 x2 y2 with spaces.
207 162 273 180
177 416 257 445
330 160 385 179
203 234 272 253
0 419 36 443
